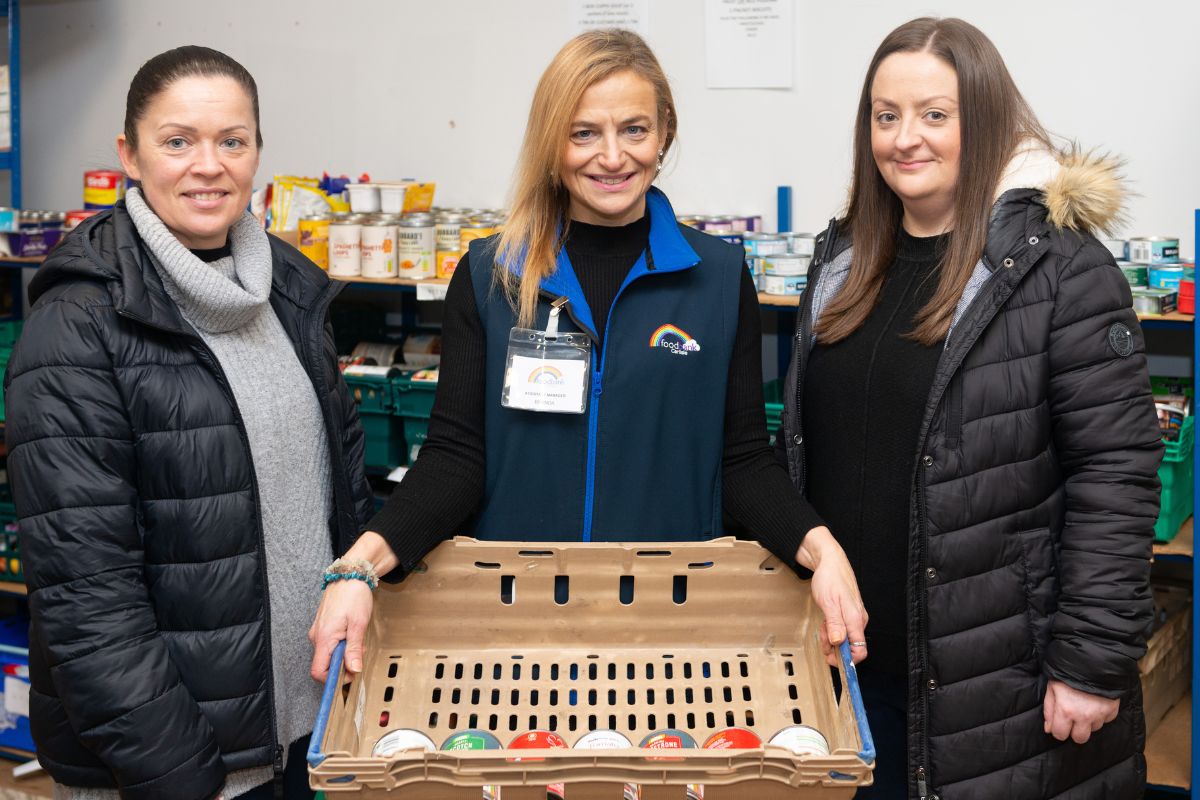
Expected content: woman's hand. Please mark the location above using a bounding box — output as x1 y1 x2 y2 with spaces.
308 531 399 682
1043 679 1120 744
795 526 869 666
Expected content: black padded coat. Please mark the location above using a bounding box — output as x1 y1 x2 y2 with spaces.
3 202 374 800
781 151 1163 799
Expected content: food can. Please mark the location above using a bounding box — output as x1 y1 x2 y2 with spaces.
703 727 762 749
1101 239 1129 261
436 216 465 253
437 250 463 279
442 730 502 800
84 170 126 209
639 728 698 759
298 214 331 270
739 214 764 233
677 215 703 229
507 731 567 799
64 209 100 231
1131 288 1177 316
0 207 16 233
703 217 734 234
459 221 498 251
328 220 362 278
1128 237 1180 266
763 254 810 276
761 275 806 295
372 728 437 757
575 731 639 799
767 724 831 757
347 183 382 214
1149 266 1185 291
744 234 789 257
1118 262 1147 287
397 218 436 279
361 220 398 279
787 233 818 257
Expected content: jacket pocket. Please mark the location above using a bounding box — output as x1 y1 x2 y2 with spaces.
943 371 963 450
1016 527 1057 660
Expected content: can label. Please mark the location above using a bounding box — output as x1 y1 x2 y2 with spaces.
745 237 788 257
84 170 126 209
372 729 437 757
397 225 436 278
459 225 497 251
435 222 462 253
508 731 566 799
1149 266 1184 291
1129 237 1181 266
767 724 831 757
436 250 462 279
328 223 362 278
761 275 806 295
362 224 398 279
299 217 331 270
574 731 638 798
762 254 810 276
788 234 817 257
441 729 502 750
640 728 698 761
64 209 100 231
703 727 762 749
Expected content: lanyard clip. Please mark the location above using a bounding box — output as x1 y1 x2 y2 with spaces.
545 296 570 340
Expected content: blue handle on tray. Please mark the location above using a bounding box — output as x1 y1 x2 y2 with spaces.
307 640 346 767
839 639 876 763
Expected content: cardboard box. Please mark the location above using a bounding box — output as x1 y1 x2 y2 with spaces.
1140 586 1191 735
309 538 875 798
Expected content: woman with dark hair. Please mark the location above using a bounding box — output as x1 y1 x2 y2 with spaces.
310 28 868 694
4 46 373 799
779 17 1161 799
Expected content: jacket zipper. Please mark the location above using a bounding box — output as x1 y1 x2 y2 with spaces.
790 219 838 492
915 439 933 798
184 335 282 773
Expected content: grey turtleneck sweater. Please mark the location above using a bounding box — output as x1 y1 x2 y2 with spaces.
56 189 335 799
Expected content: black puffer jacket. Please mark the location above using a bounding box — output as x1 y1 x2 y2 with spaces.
3 203 374 800
781 149 1162 799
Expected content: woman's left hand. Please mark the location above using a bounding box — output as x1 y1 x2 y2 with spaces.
1043 679 1120 744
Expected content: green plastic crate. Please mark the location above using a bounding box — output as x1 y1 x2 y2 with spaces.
403 417 430 464
1155 415 1194 542
343 371 395 414
359 413 405 471
0 321 21 347
764 378 784 447
392 371 437 418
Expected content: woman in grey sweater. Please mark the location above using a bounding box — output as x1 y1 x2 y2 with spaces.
5 46 373 800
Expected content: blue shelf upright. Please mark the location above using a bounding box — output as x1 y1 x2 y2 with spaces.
1 0 18 209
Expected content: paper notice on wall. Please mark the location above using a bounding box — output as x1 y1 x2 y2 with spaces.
705 0 794 89
570 0 649 35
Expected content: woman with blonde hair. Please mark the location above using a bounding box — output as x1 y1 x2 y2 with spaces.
779 16 1160 798
310 29 867 689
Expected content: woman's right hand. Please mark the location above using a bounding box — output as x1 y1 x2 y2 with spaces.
308 531 399 682
795 526 869 666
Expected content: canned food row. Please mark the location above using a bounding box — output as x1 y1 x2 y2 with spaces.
678 214 763 234
1103 236 1183 267
373 724 830 799
299 211 503 280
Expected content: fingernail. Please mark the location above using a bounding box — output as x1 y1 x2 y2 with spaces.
351 659 362 672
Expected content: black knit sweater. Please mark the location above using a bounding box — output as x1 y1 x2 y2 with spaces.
368 215 824 572
803 228 948 675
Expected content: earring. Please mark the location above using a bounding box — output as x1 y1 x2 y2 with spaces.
656 149 664 173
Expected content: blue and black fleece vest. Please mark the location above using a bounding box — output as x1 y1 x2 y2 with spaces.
467 187 743 542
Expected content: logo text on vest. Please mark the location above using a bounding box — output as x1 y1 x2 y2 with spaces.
649 324 701 356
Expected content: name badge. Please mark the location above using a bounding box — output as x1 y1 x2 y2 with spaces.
501 296 591 415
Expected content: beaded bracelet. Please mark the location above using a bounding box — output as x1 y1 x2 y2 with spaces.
322 557 380 591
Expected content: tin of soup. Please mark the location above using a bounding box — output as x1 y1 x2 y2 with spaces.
767 725 831 757
299 214 331 270
761 275 806 295
361 220 398 279
1118 262 1147 287
397 218 436 278
703 727 762 749
1128 237 1180 266
763 254 810 276
1101 239 1129 261
373 729 436 757
508 731 566 799
328 220 362 278
787 233 818 257
84 170 126 209
744 234 789 257
640 728 698 760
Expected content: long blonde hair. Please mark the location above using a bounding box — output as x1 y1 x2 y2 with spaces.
495 29 677 327
815 17 1052 346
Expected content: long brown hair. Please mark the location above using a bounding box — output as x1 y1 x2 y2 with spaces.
815 17 1051 346
495 29 677 327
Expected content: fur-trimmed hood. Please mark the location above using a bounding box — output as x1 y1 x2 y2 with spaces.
995 142 1125 236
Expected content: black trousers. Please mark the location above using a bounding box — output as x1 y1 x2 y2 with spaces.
239 735 315 800
855 666 909 799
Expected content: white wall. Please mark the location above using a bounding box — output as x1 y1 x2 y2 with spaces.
18 0 1200 257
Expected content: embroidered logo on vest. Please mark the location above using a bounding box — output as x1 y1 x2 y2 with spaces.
1107 323 1134 357
649 324 701 355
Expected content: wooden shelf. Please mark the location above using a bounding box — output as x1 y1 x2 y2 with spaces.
0 582 26 597
1138 311 1194 323
0 749 51 798
1147 693 1191 791
1154 518 1194 561
0 256 42 269
757 292 800 308
330 274 448 289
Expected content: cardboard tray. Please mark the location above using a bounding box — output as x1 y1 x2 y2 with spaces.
308 537 875 798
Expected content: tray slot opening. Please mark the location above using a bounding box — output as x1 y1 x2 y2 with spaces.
555 575 570 605
500 575 515 604
673 575 688 604
619 575 635 605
